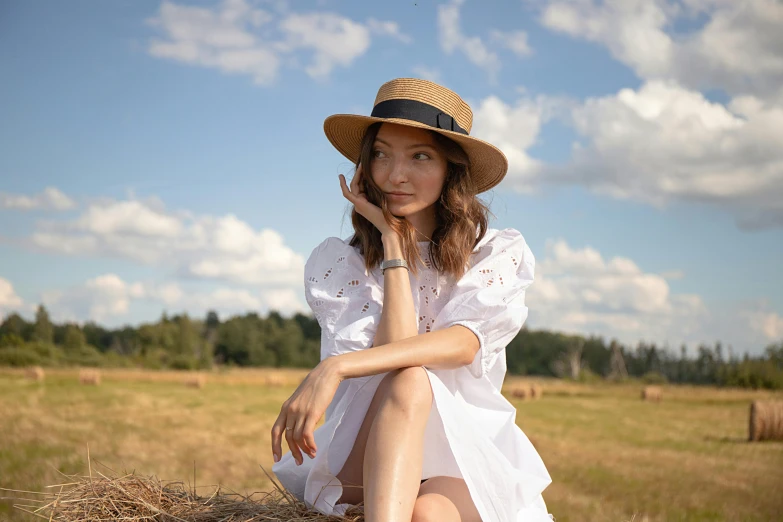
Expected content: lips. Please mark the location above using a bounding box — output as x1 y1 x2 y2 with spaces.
387 192 412 196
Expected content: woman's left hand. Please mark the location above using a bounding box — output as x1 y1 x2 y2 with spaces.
271 359 343 465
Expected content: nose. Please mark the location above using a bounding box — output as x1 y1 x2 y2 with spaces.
387 159 409 185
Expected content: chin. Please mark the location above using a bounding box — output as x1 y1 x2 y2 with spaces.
387 204 417 217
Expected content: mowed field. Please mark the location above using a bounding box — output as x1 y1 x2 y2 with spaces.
1 367 782 522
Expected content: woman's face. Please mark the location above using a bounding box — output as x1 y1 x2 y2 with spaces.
369 123 448 219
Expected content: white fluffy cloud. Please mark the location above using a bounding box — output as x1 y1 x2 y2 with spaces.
0 278 24 317
470 93 563 192
555 80 783 228
0 187 76 211
147 0 410 84
366 17 412 44
540 0 783 100
30 194 305 286
437 0 501 77
277 12 371 79
472 80 783 227
744 305 783 341
41 273 306 324
490 29 533 57
526 239 709 347
411 65 442 83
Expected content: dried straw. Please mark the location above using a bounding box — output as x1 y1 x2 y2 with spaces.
530 384 543 400
185 373 206 389
506 383 542 400
2 461 365 522
25 366 45 381
79 369 101 386
641 386 662 402
507 383 531 400
749 400 783 442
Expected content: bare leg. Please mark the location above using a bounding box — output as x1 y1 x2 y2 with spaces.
412 476 482 522
363 367 433 522
334 367 433 521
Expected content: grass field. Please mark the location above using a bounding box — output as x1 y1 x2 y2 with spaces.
1 367 782 522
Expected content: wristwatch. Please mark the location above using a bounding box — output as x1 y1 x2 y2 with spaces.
381 258 409 274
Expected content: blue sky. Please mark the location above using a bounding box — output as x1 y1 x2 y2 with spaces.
1 0 782 355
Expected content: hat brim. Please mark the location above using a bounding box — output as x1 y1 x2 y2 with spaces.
323 114 508 194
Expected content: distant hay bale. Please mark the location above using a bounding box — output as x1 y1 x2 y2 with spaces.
530 384 543 400
78 369 101 386
263 373 287 387
184 373 206 389
749 400 783 442
506 382 542 400
7 465 364 522
508 383 531 400
641 385 662 402
25 366 45 381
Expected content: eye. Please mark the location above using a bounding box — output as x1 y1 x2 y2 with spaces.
372 149 386 159
413 152 431 160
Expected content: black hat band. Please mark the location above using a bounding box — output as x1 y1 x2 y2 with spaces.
370 99 469 135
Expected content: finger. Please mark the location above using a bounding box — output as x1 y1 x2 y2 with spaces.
352 164 366 196
292 416 313 459
355 164 366 195
339 174 357 203
270 412 286 462
302 416 318 458
285 421 304 465
350 166 359 195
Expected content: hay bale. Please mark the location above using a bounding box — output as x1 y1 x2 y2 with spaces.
508 383 531 399
641 385 662 402
263 373 287 387
530 384 543 400
184 373 206 388
7 465 364 521
25 365 45 381
78 369 101 386
749 400 783 442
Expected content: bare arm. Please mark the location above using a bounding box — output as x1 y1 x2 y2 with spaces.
330 325 480 380
372 233 419 346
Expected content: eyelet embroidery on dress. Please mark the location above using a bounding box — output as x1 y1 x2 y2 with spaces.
306 233 527 353
419 315 436 333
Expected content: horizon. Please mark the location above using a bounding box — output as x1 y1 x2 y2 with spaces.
1 0 782 357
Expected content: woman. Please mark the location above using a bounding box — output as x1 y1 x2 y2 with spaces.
271 78 553 522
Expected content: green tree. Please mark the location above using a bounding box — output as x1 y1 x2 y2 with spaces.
32 305 53 344
63 324 86 352
0 313 31 340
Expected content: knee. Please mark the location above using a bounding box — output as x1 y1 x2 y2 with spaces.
411 494 459 522
379 367 433 413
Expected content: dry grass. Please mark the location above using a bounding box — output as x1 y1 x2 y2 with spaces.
2 368 782 522
4 457 364 521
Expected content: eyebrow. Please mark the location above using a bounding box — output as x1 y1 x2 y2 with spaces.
374 137 436 150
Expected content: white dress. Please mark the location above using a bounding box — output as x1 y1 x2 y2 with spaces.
272 227 554 522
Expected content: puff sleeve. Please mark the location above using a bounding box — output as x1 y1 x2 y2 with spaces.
304 237 384 361
431 228 535 379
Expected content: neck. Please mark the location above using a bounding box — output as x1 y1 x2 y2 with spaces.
406 206 437 242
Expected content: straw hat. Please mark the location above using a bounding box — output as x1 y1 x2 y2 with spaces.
323 78 508 194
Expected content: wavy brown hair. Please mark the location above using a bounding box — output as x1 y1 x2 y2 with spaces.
348 122 490 280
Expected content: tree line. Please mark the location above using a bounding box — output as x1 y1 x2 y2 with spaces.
1 305 781 390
